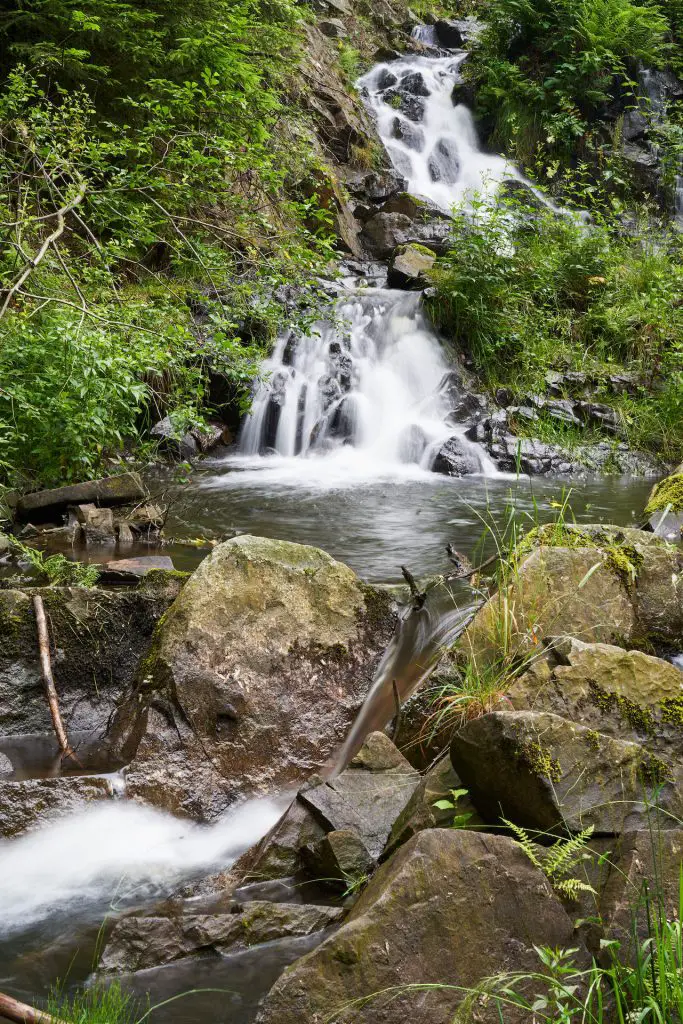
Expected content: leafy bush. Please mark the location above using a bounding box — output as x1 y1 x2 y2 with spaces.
465 0 671 166
428 198 683 458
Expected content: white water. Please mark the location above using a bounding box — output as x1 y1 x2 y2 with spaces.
358 54 522 212
0 796 286 934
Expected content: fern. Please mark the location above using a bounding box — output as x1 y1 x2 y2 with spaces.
504 819 597 900
6 536 99 587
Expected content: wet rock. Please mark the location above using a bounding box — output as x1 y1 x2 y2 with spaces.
434 19 465 48
399 71 430 97
375 68 398 91
348 730 409 772
360 211 452 257
431 435 481 476
397 423 429 463
257 829 581 1024
451 710 683 835
191 420 230 454
150 416 198 461
244 799 328 881
99 899 343 974
16 473 147 523
100 556 177 584
386 242 435 288
74 504 116 545
390 115 425 150
303 828 375 883
642 465 683 541
0 776 117 838
0 583 183 738
345 168 406 203
427 137 460 183
384 89 425 122
114 536 396 819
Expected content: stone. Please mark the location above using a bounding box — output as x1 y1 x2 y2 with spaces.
100 556 177 583
643 467 683 541
431 435 482 476
396 423 428 463
509 638 683 749
99 899 343 974
385 753 484 856
243 799 327 882
319 18 346 37
390 116 424 151
348 731 410 772
113 536 396 819
303 828 374 883
0 583 183 739
191 420 230 453
16 473 147 523
434 19 465 48
257 829 581 1024
150 416 198 461
73 504 115 545
450 710 683 835
0 776 117 838
299 756 419 860
386 242 435 288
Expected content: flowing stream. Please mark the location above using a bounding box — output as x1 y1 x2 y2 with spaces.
0 30 664 1024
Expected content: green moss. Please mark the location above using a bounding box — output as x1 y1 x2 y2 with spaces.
660 696 683 728
358 582 394 631
518 739 562 782
585 730 601 752
645 473 683 517
639 752 673 787
588 680 655 735
605 544 644 585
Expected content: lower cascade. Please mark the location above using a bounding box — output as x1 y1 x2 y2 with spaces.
239 286 491 475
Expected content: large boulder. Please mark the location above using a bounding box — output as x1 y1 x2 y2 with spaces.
451 710 683 835
642 464 683 541
509 638 683 753
386 243 435 289
360 193 452 258
431 435 482 476
113 536 396 820
257 829 581 1024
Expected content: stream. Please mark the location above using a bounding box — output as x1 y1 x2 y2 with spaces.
0 32 662 1024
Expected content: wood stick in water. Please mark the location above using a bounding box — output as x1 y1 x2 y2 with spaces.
33 595 81 766
0 991 66 1024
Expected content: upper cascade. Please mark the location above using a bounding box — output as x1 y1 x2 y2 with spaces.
357 53 522 213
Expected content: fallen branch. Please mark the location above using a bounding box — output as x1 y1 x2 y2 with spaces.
391 679 402 742
0 991 66 1024
33 595 81 766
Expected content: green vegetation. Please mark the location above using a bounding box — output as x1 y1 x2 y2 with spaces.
464 0 677 170
0 0 339 488
428 198 683 460
504 819 597 900
4 534 100 586
48 981 138 1024
645 471 683 515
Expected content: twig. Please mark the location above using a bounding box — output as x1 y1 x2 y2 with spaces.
33 596 81 766
400 565 426 608
0 991 66 1024
391 679 402 742
0 182 86 320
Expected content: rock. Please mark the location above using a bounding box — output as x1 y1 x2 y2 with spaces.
257 829 581 1024
427 137 460 183
0 776 117 838
244 799 328 881
431 435 481 476
299 741 419 860
460 526 678 665
0 582 183 739
434 19 465 48
643 466 683 541
390 116 425 150
360 193 452 258
303 828 375 883
99 898 343 974
100 556 177 584
375 68 398 91
509 638 683 749
385 753 483 856
191 420 230 453
384 88 425 122
396 423 429 463
150 416 198 461
386 242 435 288
601 830 683 961
114 536 396 819
451 710 683 835
73 504 116 545
348 731 408 772
16 473 147 523
319 17 346 36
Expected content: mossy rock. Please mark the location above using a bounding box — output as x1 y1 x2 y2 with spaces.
643 466 683 541
115 535 397 819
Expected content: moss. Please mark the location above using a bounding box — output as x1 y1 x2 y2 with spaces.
639 752 673 787
585 730 601 752
588 680 655 735
358 582 394 631
645 473 683 517
660 696 683 728
518 739 562 782
605 544 644 585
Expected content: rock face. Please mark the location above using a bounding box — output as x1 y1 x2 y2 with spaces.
115 536 396 819
15 472 147 522
257 829 580 1024
360 193 452 257
0 776 117 837
451 710 683 835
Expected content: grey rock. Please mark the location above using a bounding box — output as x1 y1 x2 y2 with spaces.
431 435 481 476
16 473 147 523
434 19 465 48
0 776 117 838
150 416 198 460
319 17 346 37
386 242 435 288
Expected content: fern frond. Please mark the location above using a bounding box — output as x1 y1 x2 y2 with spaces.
503 818 543 869
546 825 595 880
554 878 598 900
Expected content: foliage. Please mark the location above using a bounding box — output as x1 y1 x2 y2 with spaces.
504 819 598 900
6 536 100 586
433 787 474 828
465 0 672 168
428 197 683 459
0 0 337 487
48 982 138 1024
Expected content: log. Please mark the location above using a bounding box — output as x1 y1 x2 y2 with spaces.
0 991 65 1024
32 595 80 766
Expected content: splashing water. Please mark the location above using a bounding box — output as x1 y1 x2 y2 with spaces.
0 796 286 934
